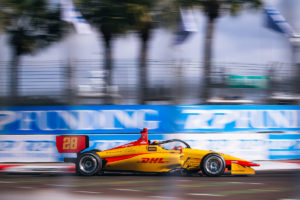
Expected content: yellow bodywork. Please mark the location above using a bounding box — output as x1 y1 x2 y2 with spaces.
96 144 256 174
231 163 255 175
97 145 182 172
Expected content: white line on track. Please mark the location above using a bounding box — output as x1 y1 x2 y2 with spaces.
280 199 299 200
148 196 174 199
227 182 243 184
16 186 33 189
228 182 263 185
0 181 14 183
76 191 102 194
114 188 140 192
188 193 224 197
46 184 73 187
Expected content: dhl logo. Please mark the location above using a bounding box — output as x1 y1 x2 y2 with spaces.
139 158 168 164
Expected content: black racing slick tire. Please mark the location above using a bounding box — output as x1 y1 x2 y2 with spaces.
201 153 225 177
76 152 102 176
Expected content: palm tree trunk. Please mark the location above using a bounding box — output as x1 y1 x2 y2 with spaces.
9 51 20 104
139 39 148 104
138 23 151 105
103 37 113 104
104 39 112 87
292 42 300 94
65 58 74 105
202 17 215 102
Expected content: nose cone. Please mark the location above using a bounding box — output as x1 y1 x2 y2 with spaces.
221 153 260 167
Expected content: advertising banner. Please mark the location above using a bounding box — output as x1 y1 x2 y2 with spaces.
1 134 299 162
177 105 300 132
0 105 299 134
0 105 175 134
0 134 163 162
0 135 62 162
268 134 300 160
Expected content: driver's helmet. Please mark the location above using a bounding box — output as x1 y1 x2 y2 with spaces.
152 140 159 145
174 146 182 150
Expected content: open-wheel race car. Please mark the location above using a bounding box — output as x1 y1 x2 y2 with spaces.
56 128 259 176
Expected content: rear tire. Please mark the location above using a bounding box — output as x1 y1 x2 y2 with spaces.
201 153 225 177
76 152 102 176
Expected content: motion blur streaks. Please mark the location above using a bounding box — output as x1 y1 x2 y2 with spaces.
0 0 299 105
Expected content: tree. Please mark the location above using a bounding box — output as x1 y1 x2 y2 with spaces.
0 0 65 103
177 0 262 102
76 0 157 104
76 0 132 93
0 5 9 33
126 1 157 104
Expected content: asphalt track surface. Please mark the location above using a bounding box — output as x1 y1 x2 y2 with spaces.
0 170 299 200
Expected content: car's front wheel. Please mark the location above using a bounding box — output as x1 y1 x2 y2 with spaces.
76 152 102 176
201 153 225 177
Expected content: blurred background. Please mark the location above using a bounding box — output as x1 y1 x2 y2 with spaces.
0 1 300 199
0 0 299 106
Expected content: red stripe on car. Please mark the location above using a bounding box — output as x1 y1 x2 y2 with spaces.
226 160 260 166
105 153 148 163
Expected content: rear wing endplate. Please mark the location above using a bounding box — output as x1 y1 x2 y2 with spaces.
56 135 89 153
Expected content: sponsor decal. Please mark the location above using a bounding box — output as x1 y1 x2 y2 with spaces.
106 154 146 163
24 141 55 151
0 141 16 151
139 158 168 164
148 147 157 151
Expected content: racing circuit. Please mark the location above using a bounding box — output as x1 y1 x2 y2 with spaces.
0 170 299 200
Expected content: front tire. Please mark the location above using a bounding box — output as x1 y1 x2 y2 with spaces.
201 153 225 177
76 152 102 176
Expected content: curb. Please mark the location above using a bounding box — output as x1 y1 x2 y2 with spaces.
0 163 75 173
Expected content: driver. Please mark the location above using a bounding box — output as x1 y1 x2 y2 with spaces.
173 146 183 150
151 140 159 145
151 141 163 147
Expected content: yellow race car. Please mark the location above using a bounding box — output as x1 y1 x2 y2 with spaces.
56 128 259 176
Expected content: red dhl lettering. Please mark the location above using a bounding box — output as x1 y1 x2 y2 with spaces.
140 158 167 163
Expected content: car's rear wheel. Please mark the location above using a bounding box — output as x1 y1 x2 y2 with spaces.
201 153 225 177
76 152 102 176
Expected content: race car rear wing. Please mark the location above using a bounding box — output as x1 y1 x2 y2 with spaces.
56 135 89 153
56 128 149 154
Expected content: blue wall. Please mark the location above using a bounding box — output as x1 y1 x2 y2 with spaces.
1 105 300 134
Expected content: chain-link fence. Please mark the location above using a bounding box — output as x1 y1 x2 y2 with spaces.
0 60 298 105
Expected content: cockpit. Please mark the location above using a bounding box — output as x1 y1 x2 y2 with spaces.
149 139 191 150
